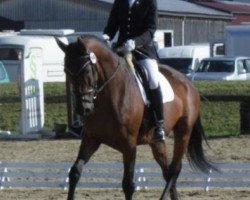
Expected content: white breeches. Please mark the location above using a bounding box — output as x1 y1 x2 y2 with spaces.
137 58 160 89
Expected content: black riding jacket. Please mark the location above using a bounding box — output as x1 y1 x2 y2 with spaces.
103 0 158 60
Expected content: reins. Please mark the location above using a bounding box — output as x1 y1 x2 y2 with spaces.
94 58 121 97
65 51 121 99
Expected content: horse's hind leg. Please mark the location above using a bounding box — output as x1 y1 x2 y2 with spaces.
150 141 174 199
161 117 193 200
67 138 100 200
122 147 137 200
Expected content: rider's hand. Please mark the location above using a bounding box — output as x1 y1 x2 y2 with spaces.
124 39 135 51
102 34 110 41
102 34 111 47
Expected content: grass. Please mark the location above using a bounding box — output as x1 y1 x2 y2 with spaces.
194 80 250 95
0 83 67 133
1 81 250 137
0 102 20 132
201 101 240 137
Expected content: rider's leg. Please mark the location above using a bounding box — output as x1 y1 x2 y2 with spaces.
137 59 166 142
150 86 166 141
68 116 84 138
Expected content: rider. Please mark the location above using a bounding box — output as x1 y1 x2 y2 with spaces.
103 0 165 142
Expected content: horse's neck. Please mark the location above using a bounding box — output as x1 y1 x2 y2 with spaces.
97 52 138 105
87 40 139 105
98 53 128 89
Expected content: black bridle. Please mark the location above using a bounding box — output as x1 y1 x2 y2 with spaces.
65 52 121 99
65 54 92 77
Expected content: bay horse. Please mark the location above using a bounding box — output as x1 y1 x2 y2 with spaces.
56 35 217 200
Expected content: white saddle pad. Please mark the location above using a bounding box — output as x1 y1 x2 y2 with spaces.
135 72 175 105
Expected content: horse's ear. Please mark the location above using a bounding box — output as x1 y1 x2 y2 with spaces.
55 37 67 53
77 37 88 52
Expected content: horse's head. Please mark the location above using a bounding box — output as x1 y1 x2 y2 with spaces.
56 37 98 116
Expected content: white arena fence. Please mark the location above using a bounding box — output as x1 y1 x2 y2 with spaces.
0 162 249 191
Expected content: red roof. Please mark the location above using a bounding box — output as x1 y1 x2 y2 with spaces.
194 0 250 24
231 15 250 25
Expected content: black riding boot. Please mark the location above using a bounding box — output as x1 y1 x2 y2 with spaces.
150 86 166 142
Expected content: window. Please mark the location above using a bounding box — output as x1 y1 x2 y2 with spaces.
198 60 234 73
159 58 192 74
244 59 250 72
0 48 23 60
0 62 9 82
237 60 244 72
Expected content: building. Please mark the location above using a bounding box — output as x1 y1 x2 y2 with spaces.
0 0 233 45
190 0 250 25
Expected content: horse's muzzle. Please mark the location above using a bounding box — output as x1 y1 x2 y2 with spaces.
82 101 94 116
74 91 95 116
80 94 95 116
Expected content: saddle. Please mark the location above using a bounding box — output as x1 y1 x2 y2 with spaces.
123 52 151 100
134 60 151 100
114 48 174 105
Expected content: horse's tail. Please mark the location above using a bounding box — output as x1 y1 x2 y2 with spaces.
187 115 219 173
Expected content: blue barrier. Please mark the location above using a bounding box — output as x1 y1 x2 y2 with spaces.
0 162 249 191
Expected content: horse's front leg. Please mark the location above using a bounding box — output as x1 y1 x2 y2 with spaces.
67 138 100 200
67 159 84 200
122 147 137 200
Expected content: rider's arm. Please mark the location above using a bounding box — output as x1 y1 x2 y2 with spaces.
103 0 119 41
133 0 157 47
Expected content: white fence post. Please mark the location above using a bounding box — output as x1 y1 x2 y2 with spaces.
135 168 147 191
0 162 11 190
64 168 70 190
205 169 212 192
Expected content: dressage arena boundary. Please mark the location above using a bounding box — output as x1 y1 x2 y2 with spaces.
0 162 249 191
